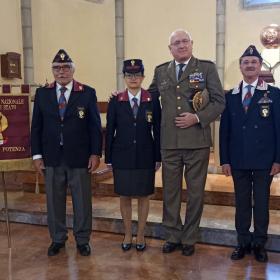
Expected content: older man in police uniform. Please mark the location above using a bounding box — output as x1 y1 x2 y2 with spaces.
220 45 280 262
31 49 102 256
148 29 225 256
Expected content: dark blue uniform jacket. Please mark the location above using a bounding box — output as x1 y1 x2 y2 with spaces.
31 80 102 168
220 80 280 170
105 89 161 169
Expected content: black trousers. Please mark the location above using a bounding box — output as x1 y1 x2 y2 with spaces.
231 169 273 246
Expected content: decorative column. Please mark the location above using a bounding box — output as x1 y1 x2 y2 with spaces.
21 0 34 84
213 0 226 169
216 0 226 85
115 0 124 90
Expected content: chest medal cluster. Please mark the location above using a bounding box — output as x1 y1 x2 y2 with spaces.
188 71 206 112
258 91 272 118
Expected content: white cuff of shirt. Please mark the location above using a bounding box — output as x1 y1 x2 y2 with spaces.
195 114 200 123
33 154 42 160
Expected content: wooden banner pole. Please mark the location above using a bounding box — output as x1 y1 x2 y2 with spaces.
1 171 11 248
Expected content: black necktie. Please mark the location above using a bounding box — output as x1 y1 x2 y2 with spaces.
58 87 67 145
58 87 67 120
177 63 185 80
132 97 138 118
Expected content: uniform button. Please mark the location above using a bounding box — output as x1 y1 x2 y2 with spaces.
133 140 136 144
61 124 64 127
242 126 246 129
177 96 181 100
134 123 136 126
177 106 181 110
195 85 198 88
177 85 180 89
254 125 258 128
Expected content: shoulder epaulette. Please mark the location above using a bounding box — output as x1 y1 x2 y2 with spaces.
73 80 84 92
44 80 84 92
141 89 152 102
117 90 129 102
198 59 214 64
156 61 171 68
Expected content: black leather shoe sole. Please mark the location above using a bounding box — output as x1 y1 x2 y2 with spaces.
253 246 268 263
136 243 146 251
231 245 251 260
182 245 195 256
231 251 245 260
121 243 132 251
77 244 91 256
162 242 180 253
254 253 268 263
47 242 65 256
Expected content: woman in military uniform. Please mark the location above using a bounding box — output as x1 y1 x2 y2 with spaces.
105 59 161 251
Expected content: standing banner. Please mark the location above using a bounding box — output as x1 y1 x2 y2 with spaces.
0 93 32 171
0 88 34 248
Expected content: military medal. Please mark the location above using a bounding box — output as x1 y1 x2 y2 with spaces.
146 111 153 122
191 91 204 112
258 91 272 118
189 71 204 84
188 71 206 112
77 107 85 119
260 105 270 118
258 91 272 104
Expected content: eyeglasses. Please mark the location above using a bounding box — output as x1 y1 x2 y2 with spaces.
240 59 260 66
52 65 72 72
124 73 143 79
170 39 191 47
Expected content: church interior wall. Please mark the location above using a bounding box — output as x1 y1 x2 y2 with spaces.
31 0 116 101
0 0 23 85
124 0 217 90
0 0 279 98
224 0 280 89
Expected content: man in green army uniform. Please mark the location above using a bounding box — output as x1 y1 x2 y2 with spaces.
148 29 225 256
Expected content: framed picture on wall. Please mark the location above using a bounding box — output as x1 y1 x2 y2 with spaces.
244 0 280 8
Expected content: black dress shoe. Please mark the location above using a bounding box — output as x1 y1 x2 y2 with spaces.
231 244 251 260
136 243 146 251
182 244 195 256
121 242 132 251
77 243 91 256
162 242 180 253
253 244 268 263
47 242 65 256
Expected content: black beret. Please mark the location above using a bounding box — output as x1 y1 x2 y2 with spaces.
122 59 144 74
240 45 262 61
52 49 73 63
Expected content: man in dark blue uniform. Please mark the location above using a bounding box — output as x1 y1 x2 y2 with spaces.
31 49 102 256
219 45 280 262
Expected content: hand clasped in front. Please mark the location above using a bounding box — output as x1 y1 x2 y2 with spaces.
175 112 198 129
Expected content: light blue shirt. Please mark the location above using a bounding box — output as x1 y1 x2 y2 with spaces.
242 79 258 101
175 58 191 80
56 81 73 102
128 90 141 108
